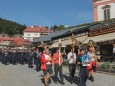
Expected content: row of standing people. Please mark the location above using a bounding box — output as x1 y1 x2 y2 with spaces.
41 46 98 86
0 49 42 72
0 46 98 86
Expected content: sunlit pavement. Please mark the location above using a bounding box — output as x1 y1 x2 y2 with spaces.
0 63 115 86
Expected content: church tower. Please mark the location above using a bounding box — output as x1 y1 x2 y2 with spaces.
93 0 115 22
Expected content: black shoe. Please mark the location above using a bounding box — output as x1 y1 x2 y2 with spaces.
90 76 94 82
61 81 65 85
54 81 58 84
70 80 73 84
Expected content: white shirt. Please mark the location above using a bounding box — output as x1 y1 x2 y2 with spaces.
113 47 115 53
87 52 95 62
44 54 51 65
67 52 76 64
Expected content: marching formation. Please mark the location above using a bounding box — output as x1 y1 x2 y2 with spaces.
0 49 41 72
0 40 98 86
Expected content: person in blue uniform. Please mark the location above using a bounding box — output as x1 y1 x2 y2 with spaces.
27 49 34 68
35 49 41 72
4 49 9 65
12 49 17 65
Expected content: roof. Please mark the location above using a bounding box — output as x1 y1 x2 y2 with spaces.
0 36 31 46
33 18 115 43
13 38 31 46
50 35 88 48
0 37 13 41
84 32 115 43
33 25 89 43
24 26 53 33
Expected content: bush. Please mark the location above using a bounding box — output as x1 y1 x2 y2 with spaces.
102 62 111 70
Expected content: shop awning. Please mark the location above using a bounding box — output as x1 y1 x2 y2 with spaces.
84 32 115 43
50 35 88 48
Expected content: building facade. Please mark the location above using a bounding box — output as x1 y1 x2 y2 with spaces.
24 26 53 41
93 0 115 22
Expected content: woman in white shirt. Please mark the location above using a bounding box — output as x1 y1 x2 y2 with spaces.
41 48 53 86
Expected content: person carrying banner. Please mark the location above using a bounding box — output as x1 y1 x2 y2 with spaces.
77 47 90 86
53 48 65 85
41 48 53 86
67 47 76 83
87 46 98 82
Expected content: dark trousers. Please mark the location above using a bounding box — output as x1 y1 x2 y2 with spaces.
69 64 76 79
12 57 17 65
35 59 41 71
4 56 7 65
28 59 33 68
54 64 64 82
80 67 89 86
20 57 24 65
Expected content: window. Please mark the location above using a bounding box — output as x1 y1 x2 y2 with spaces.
102 5 111 20
27 33 30 36
104 9 110 20
34 33 38 36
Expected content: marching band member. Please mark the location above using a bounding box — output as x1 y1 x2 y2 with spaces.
53 48 65 85
41 48 53 86
67 47 76 83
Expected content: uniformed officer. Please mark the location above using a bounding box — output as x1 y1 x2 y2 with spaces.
27 49 34 68
23 49 28 64
12 49 17 65
35 49 41 72
4 48 9 65
20 49 24 65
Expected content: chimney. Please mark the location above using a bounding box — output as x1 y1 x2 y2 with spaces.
31 26 34 28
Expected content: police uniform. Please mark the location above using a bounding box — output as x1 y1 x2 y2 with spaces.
35 52 41 72
27 51 34 68
4 49 8 65
12 50 17 65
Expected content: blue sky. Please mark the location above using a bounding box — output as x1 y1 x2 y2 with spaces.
0 0 94 27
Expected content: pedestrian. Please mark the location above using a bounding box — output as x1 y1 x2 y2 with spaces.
87 46 98 82
41 48 53 86
20 49 24 65
12 49 17 65
77 47 90 86
4 49 9 65
53 48 65 85
35 49 41 72
67 47 76 83
27 49 34 68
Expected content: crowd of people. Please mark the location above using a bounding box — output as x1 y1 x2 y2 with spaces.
0 43 98 86
0 49 41 72
41 44 98 86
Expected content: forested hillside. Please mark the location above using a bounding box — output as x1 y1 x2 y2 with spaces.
0 18 26 36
